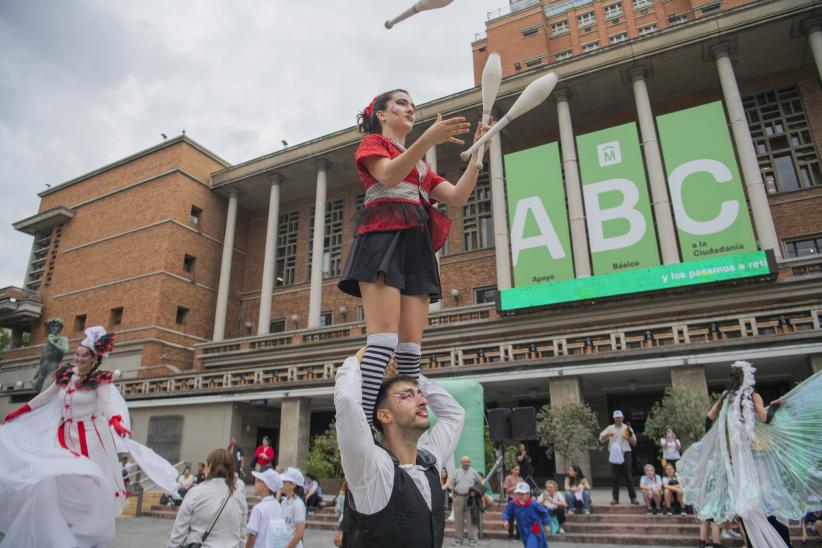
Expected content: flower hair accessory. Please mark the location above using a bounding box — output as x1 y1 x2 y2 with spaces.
731 360 757 445
364 96 378 119
81 326 116 357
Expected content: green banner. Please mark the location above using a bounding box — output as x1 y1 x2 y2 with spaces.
504 142 574 287
576 122 660 274
499 250 773 311
656 101 757 261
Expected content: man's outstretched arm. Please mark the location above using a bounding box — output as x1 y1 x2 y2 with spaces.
417 374 465 468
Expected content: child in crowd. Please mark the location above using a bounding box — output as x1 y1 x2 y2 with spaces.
280 467 307 548
502 482 550 548
640 464 663 515
246 468 286 548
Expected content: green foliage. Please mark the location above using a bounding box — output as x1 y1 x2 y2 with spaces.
642 385 711 451
0 329 9 358
302 422 342 479
504 444 519 472
483 424 496 474
536 401 602 463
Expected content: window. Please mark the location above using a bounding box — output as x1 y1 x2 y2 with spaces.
175 306 189 325
632 0 652 9
74 314 86 332
603 3 623 18
357 305 365 322
308 199 344 278
25 230 51 292
274 210 299 286
269 318 286 333
582 41 600 52
190 206 202 224
555 49 572 60
522 26 539 37
638 23 657 35
609 32 629 44
668 13 687 25
701 2 720 14
320 311 333 327
743 86 822 193
474 286 498 304
784 236 822 258
577 12 595 27
524 56 543 68
147 416 183 463
183 254 196 273
550 20 568 35
109 307 123 326
462 174 494 251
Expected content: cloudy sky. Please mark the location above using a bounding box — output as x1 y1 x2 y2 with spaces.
0 0 503 287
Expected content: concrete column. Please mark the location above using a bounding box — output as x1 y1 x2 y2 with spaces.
712 45 782 259
670 365 708 398
258 174 283 335
803 20 822 82
489 133 513 289
213 190 239 341
427 146 443 312
308 160 329 329
628 68 679 265
548 376 592 479
278 398 311 467
555 89 591 278
809 354 822 374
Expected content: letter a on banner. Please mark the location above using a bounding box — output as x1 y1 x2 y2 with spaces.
576 122 661 274
656 101 756 261
504 142 574 288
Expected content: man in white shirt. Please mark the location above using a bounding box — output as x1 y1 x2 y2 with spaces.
335 348 465 548
599 410 638 505
452 455 482 546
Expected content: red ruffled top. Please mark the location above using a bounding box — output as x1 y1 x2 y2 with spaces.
354 135 451 252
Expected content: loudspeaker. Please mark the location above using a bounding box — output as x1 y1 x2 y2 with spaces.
512 407 537 440
487 408 511 442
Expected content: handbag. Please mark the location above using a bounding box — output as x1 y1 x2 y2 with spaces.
183 492 231 548
608 442 625 465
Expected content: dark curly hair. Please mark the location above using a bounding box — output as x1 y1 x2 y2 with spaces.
356 89 409 134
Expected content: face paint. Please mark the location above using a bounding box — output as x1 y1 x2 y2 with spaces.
393 389 415 408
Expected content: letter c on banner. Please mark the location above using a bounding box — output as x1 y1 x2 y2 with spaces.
669 159 739 235
510 196 566 266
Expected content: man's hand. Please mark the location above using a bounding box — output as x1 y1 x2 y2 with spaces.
502 521 509 530
384 358 398 380
355 347 366 363
334 529 343 547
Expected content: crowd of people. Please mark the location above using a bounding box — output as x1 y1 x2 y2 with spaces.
163 444 310 548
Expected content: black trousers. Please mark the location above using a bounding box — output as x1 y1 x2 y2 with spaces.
610 451 637 502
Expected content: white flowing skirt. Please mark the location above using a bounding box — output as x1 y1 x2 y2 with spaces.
0 392 180 547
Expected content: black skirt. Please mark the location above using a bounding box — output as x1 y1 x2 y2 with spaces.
338 226 442 303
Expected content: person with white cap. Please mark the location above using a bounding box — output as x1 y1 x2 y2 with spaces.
501 482 549 548
280 467 307 548
335 347 465 548
246 468 286 548
599 409 638 505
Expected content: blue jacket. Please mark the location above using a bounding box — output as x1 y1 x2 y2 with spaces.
502 498 550 548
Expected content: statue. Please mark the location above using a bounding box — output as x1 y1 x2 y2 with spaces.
32 318 69 393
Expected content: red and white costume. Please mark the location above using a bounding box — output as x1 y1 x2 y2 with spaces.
0 362 179 547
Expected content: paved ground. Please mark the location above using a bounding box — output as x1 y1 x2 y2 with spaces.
110 516 677 548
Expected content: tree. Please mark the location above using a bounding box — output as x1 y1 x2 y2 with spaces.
0 329 9 359
536 401 601 465
642 385 711 451
302 422 342 479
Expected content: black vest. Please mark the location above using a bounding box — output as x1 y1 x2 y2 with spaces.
345 447 445 548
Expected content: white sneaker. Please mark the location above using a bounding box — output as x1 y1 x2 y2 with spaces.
721 529 741 539
558 527 566 534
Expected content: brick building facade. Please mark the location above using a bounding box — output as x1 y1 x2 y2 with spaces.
2 0 822 483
